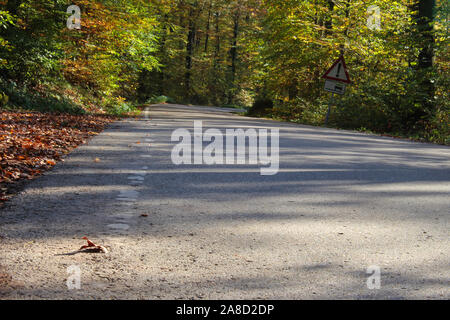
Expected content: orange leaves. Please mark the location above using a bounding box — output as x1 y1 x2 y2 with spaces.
80 236 98 249
21 142 34 150
79 237 108 253
0 111 116 203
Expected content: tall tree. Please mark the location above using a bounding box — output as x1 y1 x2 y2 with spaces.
413 0 437 125
228 2 241 104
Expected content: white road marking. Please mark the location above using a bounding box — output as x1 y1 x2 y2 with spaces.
128 176 145 181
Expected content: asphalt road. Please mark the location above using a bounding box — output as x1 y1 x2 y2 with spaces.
0 104 449 299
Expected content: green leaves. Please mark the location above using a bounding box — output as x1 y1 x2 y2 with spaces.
0 0 447 142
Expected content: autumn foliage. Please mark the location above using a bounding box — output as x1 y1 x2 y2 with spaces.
0 111 116 203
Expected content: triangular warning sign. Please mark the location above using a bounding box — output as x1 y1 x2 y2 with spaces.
322 56 351 84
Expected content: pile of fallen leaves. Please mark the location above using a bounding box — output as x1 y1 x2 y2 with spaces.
0 111 117 203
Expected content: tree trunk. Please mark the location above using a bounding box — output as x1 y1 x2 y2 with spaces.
412 0 436 125
416 0 436 70
185 5 196 96
204 0 213 53
213 12 221 68
228 8 240 104
159 14 169 96
324 0 334 35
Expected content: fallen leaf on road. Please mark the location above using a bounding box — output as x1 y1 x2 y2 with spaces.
140 214 148 217
94 158 101 163
79 237 108 253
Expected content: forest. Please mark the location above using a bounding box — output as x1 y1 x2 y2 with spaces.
0 0 449 144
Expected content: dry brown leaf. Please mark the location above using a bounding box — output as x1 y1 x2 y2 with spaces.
79 237 108 253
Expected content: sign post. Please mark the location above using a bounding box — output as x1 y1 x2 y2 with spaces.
322 55 351 125
325 93 335 125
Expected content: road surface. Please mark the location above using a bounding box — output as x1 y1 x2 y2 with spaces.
0 104 449 299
